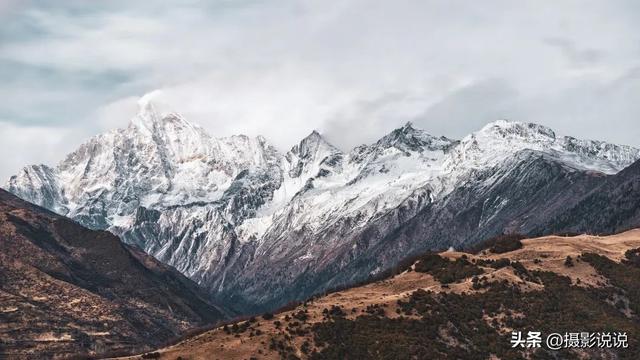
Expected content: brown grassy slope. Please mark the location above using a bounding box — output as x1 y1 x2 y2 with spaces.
129 229 640 360
0 189 227 359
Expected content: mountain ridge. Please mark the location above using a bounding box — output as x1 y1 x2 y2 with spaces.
5 102 640 313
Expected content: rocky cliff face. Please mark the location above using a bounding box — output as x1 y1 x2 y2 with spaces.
5 98 640 312
538 158 640 235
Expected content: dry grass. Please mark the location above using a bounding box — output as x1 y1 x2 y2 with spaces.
116 229 640 360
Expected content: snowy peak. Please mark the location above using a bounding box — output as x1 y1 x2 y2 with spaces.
478 120 557 142
346 122 455 167
129 95 208 144
130 93 171 133
214 134 282 171
560 136 640 168
375 122 456 154
287 130 343 179
290 130 341 159
449 120 640 174
6 101 286 228
124 95 279 175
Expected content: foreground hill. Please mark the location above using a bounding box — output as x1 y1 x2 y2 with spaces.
0 189 227 358
135 230 640 359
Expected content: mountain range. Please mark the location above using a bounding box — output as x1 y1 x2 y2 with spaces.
5 96 640 313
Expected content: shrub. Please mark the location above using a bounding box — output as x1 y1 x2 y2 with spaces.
468 233 525 254
322 305 346 318
414 253 449 272
293 310 308 322
623 248 640 267
564 256 574 267
414 254 484 284
488 234 525 253
301 340 311 354
490 258 511 269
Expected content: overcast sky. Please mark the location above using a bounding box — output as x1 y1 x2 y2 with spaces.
1 0 639 182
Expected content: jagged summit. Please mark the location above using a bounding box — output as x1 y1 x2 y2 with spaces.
129 92 203 140
6 104 282 230
478 119 557 141
447 119 639 175
286 130 343 179
290 130 341 157
373 121 455 155
131 90 164 127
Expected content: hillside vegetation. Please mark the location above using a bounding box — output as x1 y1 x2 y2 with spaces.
122 229 640 360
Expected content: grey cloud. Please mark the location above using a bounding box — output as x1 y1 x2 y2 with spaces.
322 92 417 149
544 37 605 66
413 79 520 139
0 60 143 126
1 0 640 183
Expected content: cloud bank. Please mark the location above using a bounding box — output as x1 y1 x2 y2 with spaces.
1 0 639 181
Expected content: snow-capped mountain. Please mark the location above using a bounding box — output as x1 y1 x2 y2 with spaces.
9 97 280 227
446 120 637 175
6 97 640 312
